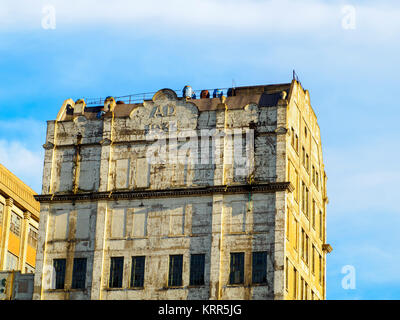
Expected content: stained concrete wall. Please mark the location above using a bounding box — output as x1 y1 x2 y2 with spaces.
33 83 327 300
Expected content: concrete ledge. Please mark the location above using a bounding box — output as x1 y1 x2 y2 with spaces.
34 182 293 203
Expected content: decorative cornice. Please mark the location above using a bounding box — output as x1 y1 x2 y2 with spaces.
34 182 293 203
5 198 13 207
0 164 40 215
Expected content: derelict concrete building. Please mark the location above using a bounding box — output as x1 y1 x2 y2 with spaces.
33 80 330 300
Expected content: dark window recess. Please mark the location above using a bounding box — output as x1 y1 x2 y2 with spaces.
53 259 66 290
131 256 145 288
109 257 124 288
168 255 183 287
72 258 87 289
189 254 205 286
252 252 267 284
229 253 244 285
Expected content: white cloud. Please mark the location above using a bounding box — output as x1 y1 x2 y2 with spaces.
0 140 43 192
0 119 44 193
1 0 399 42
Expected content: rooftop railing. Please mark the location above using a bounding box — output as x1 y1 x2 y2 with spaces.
85 88 232 106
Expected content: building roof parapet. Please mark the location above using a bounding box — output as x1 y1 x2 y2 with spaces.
0 163 40 217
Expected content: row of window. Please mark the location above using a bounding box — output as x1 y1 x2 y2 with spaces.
52 252 268 290
1 209 38 246
287 207 323 245
301 228 323 282
299 231 323 283
285 258 322 300
300 179 324 239
54 258 87 289
286 213 323 283
290 126 321 191
289 163 323 238
3 251 35 273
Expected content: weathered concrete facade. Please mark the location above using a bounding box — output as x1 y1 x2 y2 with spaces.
33 80 329 300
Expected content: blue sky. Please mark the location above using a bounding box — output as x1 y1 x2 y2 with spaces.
0 0 399 299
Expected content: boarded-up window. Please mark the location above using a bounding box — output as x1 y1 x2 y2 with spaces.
229 202 246 233
132 208 147 238
76 209 91 239
253 210 268 233
58 150 74 192
111 208 126 238
116 159 130 189
79 147 101 191
169 207 185 236
135 158 149 188
191 203 212 235
54 211 69 240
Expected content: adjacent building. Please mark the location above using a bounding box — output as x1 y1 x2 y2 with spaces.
0 163 40 274
33 79 331 300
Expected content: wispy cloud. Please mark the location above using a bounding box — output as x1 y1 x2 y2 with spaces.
1 0 400 42
0 119 44 192
0 140 43 192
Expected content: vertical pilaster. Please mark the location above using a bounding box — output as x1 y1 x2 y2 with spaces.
42 121 57 194
99 117 113 192
33 204 50 300
209 194 224 300
273 94 289 299
90 201 109 300
0 198 13 270
63 209 77 300
276 96 288 183
273 191 287 300
18 211 31 271
214 104 226 186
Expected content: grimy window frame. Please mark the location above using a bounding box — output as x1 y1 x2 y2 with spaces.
229 252 245 285
168 254 183 287
109 256 124 288
189 254 205 286
252 251 268 284
53 258 66 290
9 212 21 236
71 257 87 289
130 256 146 288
